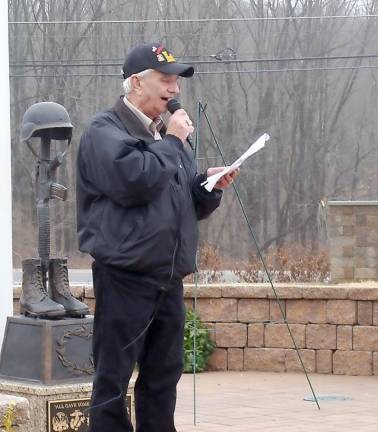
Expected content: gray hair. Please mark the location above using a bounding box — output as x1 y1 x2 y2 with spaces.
122 69 154 95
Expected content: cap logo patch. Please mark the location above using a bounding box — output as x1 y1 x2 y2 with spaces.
152 45 176 63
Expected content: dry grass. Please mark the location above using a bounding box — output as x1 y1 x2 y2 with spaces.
187 242 330 283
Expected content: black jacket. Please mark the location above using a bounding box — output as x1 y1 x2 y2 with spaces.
77 97 222 284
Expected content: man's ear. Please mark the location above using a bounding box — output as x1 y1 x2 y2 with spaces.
131 75 142 95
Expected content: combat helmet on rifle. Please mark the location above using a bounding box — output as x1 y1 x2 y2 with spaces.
20 102 88 318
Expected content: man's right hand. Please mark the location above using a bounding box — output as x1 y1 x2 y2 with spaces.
166 109 194 144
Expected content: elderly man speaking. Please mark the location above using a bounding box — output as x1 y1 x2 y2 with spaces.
76 42 238 432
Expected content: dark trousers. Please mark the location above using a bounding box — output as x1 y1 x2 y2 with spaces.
89 263 185 432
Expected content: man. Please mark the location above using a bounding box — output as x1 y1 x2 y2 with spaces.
76 42 238 432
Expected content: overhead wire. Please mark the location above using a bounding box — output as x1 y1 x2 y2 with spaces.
9 53 378 68
8 14 378 25
9 64 378 78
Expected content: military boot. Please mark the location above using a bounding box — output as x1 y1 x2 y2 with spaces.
49 258 89 317
20 258 66 318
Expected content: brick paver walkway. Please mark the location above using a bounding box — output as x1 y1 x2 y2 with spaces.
175 371 378 431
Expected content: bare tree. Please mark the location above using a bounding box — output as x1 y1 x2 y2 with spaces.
8 0 378 267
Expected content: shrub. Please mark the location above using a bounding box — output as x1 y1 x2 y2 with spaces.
183 309 214 373
2 402 15 432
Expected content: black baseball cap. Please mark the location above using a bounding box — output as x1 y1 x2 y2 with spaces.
122 43 194 79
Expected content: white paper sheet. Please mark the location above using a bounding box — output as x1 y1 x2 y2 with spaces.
201 133 270 192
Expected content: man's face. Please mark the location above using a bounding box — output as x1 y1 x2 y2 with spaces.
135 70 180 119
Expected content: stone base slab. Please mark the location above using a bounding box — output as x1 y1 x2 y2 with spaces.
0 380 135 432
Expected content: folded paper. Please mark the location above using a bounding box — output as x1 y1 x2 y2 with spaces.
201 133 270 192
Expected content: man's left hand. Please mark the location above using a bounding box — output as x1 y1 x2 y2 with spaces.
206 167 240 190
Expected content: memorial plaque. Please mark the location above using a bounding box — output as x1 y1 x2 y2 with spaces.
47 395 133 432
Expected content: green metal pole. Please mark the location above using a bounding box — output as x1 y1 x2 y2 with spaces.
198 101 320 410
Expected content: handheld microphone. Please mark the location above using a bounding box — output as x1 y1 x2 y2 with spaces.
167 99 194 150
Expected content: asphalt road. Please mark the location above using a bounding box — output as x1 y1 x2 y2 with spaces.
13 269 271 285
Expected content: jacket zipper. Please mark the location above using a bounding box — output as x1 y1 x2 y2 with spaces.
168 238 179 283
168 157 185 284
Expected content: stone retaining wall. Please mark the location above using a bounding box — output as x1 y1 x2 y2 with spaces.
185 283 378 376
12 283 378 376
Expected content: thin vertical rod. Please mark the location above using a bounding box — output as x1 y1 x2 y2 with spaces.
191 100 203 426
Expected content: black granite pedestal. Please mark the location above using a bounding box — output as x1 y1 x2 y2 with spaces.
0 316 94 385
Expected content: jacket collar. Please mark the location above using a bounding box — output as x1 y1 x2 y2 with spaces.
112 96 166 143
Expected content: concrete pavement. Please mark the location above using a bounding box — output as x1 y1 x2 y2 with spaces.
175 371 378 431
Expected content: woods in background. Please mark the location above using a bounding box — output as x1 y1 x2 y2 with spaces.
8 0 378 270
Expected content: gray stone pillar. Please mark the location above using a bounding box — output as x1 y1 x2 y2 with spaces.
327 201 378 282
